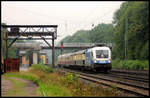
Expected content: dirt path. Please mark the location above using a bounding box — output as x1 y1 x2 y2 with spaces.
1 77 40 97
1 78 13 96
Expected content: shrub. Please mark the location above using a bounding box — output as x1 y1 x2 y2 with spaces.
112 59 121 69
31 64 56 73
61 72 79 85
112 59 149 70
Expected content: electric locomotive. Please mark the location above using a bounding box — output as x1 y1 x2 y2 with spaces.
84 46 112 72
57 46 112 73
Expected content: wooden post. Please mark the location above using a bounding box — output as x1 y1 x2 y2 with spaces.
4 31 8 73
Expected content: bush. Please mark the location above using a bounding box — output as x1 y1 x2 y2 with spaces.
141 61 149 70
61 72 79 85
31 64 56 73
112 59 149 70
112 59 121 69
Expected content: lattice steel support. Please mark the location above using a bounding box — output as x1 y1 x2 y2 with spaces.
2 25 58 69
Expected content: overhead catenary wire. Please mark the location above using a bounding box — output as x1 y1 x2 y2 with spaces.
3 3 118 39
81 8 116 30
60 8 116 38
5 4 97 30
4 4 112 28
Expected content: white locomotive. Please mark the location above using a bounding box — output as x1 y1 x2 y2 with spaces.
57 46 112 72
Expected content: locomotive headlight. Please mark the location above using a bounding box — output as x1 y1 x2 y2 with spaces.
108 59 112 63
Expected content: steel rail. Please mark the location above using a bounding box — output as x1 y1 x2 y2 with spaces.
57 68 149 96
105 72 149 83
64 69 149 90
111 69 149 76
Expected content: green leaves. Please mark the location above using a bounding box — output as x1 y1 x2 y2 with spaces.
31 64 56 73
112 59 149 70
58 1 149 61
59 23 113 44
112 1 149 60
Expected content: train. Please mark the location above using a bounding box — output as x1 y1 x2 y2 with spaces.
57 46 112 73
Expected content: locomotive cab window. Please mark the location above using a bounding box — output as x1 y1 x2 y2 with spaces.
96 50 108 58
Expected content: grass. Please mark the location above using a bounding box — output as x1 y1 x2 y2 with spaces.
28 64 119 96
38 82 71 96
29 68 72 96
56 72 118 96
2 72 41 96
31 64 56 73
3 77 26 96
2 64 120 96
2 64 72 97
2 71 40 88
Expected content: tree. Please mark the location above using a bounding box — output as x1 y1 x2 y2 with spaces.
112 1 149 60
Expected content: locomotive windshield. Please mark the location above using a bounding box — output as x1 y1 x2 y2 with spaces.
96 50 108 58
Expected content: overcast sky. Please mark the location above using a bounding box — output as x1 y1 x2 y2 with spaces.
2 1 123 45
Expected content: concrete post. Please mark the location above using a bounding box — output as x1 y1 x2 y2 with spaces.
33 51 38 64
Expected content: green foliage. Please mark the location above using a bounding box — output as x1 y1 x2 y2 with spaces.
140 42 149 60
3 65 119 96
58 2 149 70
59 30 90 44
31 64 56 73
7 47 18 58
57 23 114 63
112 1 149 60
3 70 72 96
90 23 114 43
3 72 40 84
37 81 72 96
112 59 149 70
3 77 27 96
58 2 149 62
59 24 113 44
112 59 122 69
61 72 79 84
59 72 117 96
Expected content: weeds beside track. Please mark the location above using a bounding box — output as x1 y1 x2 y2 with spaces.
57 67 149 97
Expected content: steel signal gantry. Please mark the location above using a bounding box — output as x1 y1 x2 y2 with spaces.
2 25 58 72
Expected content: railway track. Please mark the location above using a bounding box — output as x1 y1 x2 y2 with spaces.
106 72 148 83
109 69 149 83
56 68 149 97
111 69 149 76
